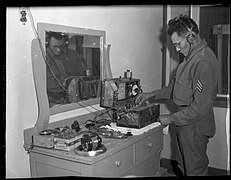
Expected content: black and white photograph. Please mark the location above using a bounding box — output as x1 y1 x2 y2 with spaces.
5 4 230 178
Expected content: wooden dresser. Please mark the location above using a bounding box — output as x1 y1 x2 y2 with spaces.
28 124 163 177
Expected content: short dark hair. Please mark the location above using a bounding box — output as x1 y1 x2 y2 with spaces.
46 31 68 43
167 14 199 37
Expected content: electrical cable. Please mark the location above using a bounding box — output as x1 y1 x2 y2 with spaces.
27 7 69 92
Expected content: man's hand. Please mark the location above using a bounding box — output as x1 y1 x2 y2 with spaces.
158 114 173 126
135 92 152 105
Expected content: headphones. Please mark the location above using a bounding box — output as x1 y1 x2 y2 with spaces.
178 16 195 44
46 32 69 47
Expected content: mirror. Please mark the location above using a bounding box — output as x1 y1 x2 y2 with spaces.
46 31 101 107
36 23 106 115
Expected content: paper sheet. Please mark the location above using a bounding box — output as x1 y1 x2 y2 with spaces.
102 122 161 136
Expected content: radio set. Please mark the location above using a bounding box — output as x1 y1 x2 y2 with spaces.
100 77 141 109
100 70 160 129
116 102 160 129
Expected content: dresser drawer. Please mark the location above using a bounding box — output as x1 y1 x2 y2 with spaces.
135 130 163 163
133 152 161 176
30 152 81 177
94 145 134 177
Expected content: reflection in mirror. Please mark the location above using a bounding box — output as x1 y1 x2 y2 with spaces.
45 31 100 108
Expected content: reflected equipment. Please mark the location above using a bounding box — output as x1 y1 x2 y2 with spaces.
67 76 100 102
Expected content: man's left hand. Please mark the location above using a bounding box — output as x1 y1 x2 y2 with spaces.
158 114 173 126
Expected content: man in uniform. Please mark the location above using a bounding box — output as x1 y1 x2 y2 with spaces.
46 32 87 107
135 14 218 176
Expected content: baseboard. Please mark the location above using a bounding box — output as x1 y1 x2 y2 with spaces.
160 158 229 176
208 166 229 176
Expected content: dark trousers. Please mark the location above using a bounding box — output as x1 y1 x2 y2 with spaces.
176 123 209 176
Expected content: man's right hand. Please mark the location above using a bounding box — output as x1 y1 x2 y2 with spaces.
135 92 152 105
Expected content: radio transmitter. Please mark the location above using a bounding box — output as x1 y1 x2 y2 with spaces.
100 74 160 129
116 103 160 129
100 77 142 109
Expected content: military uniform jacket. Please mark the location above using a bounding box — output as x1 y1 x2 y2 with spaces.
46 47 87 93
155 39 218 138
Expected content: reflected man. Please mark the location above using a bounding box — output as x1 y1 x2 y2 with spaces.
46 31 87 106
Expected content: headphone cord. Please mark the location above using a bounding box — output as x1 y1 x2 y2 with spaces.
27 7 68 92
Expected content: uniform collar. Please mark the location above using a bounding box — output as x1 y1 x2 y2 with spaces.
47 46 67 60
185 39 207 62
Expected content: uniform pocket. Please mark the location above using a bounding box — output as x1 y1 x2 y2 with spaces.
174 80 193 103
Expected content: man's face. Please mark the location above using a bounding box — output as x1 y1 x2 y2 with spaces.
49 37 66 56
171 32 190 56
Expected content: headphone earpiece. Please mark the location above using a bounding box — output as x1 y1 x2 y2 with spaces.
186 33 195 44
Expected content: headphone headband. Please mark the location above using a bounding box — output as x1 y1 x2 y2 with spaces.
177 15 195 44
178 16 194 33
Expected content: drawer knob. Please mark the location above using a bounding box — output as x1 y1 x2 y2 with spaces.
148 142 153 148
115 160 121 167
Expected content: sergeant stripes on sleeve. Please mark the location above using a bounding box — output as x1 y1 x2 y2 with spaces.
196 79 203 92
